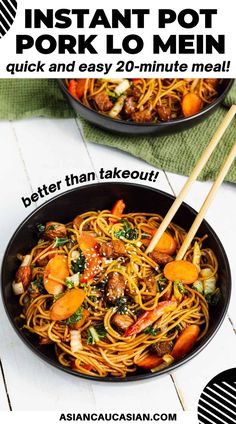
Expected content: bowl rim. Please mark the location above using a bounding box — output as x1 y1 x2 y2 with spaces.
58 79 234 128
1 182 232 382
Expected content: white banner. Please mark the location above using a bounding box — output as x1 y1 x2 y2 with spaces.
0 411 198 424
0 0 235 77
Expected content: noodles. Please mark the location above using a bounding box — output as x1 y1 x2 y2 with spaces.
14 203 220 378
66 78 220 122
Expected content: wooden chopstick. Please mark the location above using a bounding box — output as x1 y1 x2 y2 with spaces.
176 138 236 260
145 105 236 255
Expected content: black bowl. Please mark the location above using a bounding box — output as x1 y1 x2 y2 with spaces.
58 79 234 136
1 183 231 381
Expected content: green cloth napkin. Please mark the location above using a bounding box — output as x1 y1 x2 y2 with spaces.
0 79 235 183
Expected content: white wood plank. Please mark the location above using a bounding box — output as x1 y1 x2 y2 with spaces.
165 172 236 327
0 119 182 410
12 118 98 208
0 365 10 411
84 139 173 194
91 374 182 411
0 122 36 254
171 318 236 411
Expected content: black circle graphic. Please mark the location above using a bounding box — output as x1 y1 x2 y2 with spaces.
198 368 236 424
0 0 17 39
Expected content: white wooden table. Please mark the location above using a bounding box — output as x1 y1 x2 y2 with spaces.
0 117 235 413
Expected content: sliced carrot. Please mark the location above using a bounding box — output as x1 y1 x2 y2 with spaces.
72 309 89 330
44 255 69 295
142 228 177 255
111 199 126 218
50 288 85 321
164 260 198 284
172 325 200 360
135 354 163 369
182 93 202 117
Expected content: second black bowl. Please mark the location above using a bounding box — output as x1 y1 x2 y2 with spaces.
58 79 234 136
1 183 231 381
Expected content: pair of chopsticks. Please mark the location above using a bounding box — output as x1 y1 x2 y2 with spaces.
146 105 236 260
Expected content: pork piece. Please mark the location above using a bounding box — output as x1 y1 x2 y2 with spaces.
112 313 134 332
151 341 173 357
100 240 126 259
44 221 67 240
157 105 171 121
131 110 152 123
124 97 137 116
148 251 173 266
106 272 126 304
15 266 31 289
94 91 113 112
132 86 141 100
143 273 157 295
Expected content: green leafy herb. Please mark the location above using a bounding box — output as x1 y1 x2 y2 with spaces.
65 273 80 289
143 326 160 336
88 295 98 303
205 288 221 306
157 278 167 292
53 237 69 247
53 293 64 301
46 224 57 231
28 275 46 295
36 224 45 235
87 325 106 344
114 219 138 241
174 281 188 295
115 297 129 314
65 306 84 325
71 250 86 274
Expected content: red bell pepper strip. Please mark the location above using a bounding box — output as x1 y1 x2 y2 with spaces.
77 233 101 283
125 300 177 337
111 199 126 218
68 79 86 100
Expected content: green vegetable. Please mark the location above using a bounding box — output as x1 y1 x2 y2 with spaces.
36 224 45 235
205 288 221 305
192 280 204 294
28 276 46 294
65 273 80 289
65 306 84 325
115 297 129 314
174 281 188 295
88 295 98 303
53 237 69 247
87 325 106 344
143 326 160 336
114 219 138 241
71 250 86 274
46 224 57 231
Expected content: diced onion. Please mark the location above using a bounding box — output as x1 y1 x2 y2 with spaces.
12 281 24 295
71 250 79 260
200 268 216 295
151 354 174 373
70 330 83 352
114 79 130 96
21 254 31 267
192 242 201 270
109 95 126 118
